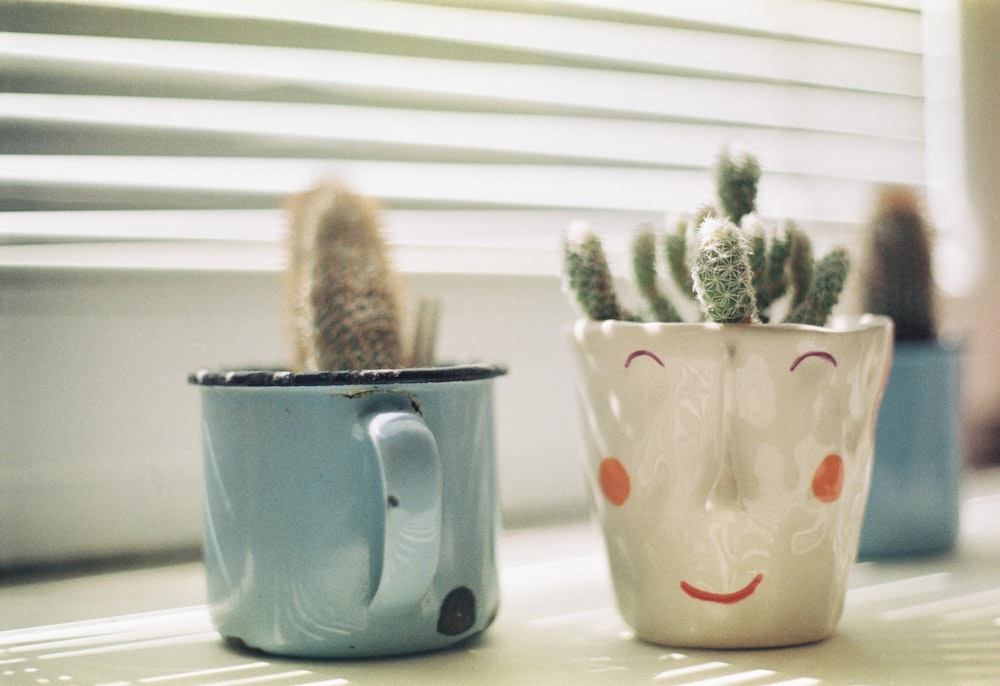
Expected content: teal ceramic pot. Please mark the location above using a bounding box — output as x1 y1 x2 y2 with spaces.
859 340 962 559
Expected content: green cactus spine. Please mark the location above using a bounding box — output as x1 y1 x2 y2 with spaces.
862 187 937 341
284 179 404 371
692 217 760 324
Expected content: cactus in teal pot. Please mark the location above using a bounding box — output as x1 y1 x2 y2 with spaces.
861 186 937 341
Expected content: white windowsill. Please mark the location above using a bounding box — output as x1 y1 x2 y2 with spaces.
1 468 998 685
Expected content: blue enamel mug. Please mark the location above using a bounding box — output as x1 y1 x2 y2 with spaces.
189 364 506 658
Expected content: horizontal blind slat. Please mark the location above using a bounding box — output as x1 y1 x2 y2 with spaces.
13 0 923 54
547 0 922 52
1 94 926 182
0 0 927 232
1 27 925 100
0 155 885 224
2 33 925 139
184 0 922 94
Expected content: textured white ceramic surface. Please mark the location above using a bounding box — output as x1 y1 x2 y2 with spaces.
567 317 893 648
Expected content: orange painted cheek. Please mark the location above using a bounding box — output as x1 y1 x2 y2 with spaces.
812 453 844 503
599 457 631 506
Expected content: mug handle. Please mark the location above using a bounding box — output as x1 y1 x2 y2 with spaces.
366 411 443 610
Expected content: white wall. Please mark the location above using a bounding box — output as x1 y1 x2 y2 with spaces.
958 1 1000 466
0 255 587 569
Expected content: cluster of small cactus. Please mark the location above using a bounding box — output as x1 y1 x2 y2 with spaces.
565 145 850 327
861 186 937 341
283 179 406 371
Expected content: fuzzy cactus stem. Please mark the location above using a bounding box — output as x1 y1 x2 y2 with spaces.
862 187 937 341
785 247 850 327
786 223 814 311
746 219 768 295
742 215 790 321
632 227 682 322
565 230 635 321
716 144 761 226
284 179 404 371
665 219 698 302
692 217 760 324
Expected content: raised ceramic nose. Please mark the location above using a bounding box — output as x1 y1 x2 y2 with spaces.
704 342 744 513
705 453 743 512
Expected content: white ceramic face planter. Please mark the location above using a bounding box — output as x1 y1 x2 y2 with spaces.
567 316 893 649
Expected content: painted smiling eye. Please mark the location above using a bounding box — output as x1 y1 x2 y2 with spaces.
789 350 837 372
625 349 664 368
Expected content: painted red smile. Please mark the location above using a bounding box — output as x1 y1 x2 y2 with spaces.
680 573 764 604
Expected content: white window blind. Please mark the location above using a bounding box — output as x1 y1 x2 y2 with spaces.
0 0 940 563
1 0 926 248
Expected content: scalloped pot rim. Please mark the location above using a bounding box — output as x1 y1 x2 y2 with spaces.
568 314 893 337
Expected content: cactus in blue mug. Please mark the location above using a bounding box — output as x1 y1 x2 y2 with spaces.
284 179 406 371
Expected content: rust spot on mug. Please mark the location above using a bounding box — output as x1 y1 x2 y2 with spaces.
437 586 476 636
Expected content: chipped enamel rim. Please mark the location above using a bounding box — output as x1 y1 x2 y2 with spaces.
189 363 507 387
